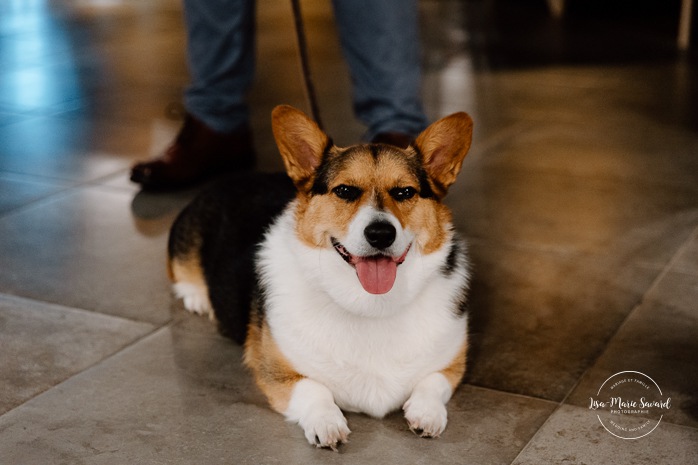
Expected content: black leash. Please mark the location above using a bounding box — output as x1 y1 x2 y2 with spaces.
290 0 323 130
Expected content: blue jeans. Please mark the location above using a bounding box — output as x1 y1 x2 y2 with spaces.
183 0 428 140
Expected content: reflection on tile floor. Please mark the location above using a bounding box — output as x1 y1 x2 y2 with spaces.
0 0 696 463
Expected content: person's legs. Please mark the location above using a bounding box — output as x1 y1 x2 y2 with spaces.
331 0 428 143
131 0 256 189
183 0 256 133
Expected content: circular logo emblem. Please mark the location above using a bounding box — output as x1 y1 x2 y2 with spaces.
589 371 671 439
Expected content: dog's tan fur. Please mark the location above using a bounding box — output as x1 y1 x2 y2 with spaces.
244 314 304 414
440 341 468 391
169 255 204 287
168 229 205 287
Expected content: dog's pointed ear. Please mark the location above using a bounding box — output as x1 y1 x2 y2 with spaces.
414 112 473 197
272 105 330 189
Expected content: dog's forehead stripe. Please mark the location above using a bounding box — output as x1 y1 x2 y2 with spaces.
310 146 377 195
310 145 435 199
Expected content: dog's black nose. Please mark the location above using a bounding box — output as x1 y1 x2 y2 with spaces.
364 221 396 250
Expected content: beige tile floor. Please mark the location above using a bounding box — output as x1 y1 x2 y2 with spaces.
1 0 697 463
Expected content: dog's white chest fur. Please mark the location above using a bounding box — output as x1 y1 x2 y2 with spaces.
257 206 469 418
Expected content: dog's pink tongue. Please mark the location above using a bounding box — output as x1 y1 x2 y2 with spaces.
354 256 397 294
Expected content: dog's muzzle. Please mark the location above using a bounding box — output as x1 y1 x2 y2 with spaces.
331 230 411 295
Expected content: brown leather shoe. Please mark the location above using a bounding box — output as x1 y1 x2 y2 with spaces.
371 132 414 149
130 114 255 190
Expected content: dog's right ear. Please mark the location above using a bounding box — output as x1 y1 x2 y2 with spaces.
414 112 473 198
272 105 330 190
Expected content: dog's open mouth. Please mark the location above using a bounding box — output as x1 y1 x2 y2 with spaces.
331 238 410 295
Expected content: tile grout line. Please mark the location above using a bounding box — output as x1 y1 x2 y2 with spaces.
0 291 166 328
0 173 135 222
0 169 85 186
0 164 142 221
507 223 698 464
0 321 174 421
559 221 698 404
460 382 560 410
562 221 698 407
0 184 77 220
634 224 698 304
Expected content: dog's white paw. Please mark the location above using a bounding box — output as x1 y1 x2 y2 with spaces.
298 404 351 451
172 282 214 320
286 379 351 450
403 393 448 438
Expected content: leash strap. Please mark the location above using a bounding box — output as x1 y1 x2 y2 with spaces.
290 0 323 130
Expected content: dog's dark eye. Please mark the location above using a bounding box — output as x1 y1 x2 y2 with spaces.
332 184 362 202
389 187 417 202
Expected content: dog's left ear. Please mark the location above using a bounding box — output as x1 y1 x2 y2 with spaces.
414 112 473 197
272 105 330 189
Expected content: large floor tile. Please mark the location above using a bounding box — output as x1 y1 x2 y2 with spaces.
0 186 179 324
0 294 154 415
0 326 556 464
463 240 660 401
565 299 698 429
512 404 698 465
566 241 698 428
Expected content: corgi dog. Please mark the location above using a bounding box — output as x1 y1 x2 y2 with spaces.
168 105 474 450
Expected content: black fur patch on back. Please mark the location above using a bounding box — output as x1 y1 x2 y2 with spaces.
169 172 295 344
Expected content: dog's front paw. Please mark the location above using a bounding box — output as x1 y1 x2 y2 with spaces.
298 404 350 451
403 394 448 438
